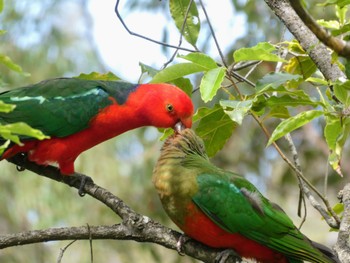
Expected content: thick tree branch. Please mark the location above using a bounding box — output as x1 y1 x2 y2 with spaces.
289 0 350 59
264 0 346 81
335 183 350 262
5 155 241 263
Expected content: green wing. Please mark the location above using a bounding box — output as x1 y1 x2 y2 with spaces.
193 172 332 263
0 78 137 138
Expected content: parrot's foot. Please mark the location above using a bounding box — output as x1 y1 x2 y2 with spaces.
215 249 240 263
176 234 191 256
14 153 28 172
69 173 94 197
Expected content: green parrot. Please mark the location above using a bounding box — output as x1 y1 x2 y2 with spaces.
153 129 340 263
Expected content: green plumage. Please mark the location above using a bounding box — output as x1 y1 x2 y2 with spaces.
0 78 138 138
153 129 339 263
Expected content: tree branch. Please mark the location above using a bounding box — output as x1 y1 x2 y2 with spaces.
264 0 346 81
289 0 350 59
5 155 241 263
335 183 350 262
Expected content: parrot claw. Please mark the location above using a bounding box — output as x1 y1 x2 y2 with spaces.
14 153 28 172
215 249 240 263
68 173 94 197
176 234 190 256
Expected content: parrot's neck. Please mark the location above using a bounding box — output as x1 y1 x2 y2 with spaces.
153 142 204 226
61 103 146 155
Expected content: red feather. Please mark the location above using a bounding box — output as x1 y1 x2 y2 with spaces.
2 83 194 175
182 202 288 263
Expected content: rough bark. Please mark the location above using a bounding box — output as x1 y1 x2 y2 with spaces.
334 184 350 262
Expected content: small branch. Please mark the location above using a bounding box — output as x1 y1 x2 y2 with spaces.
57 240 77 263
114 0 196 53
334 183 350 262
163 0 200 68
198 0 228 68
5 155 241 263
289 0 350 59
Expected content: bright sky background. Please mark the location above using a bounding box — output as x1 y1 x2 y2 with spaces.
87 0 246 82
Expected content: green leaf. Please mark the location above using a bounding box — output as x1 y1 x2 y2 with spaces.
265 95 319 107
0 0 3 13
317 19 339 30
324 117 342 152
345 61 350 80
0 101 16 113
220 100 253 125
318 0 350 8
0 140 10 156
151 62 207 83
0 30 6 36
75 71 120 81
171 77 193 96
331 23 350 36
324 116 350 176
0 54 29 75
256 72 302 93
200 67 225 102
332 203 344 215
266 106 291 119
333 83 350 105
284 56 317 80
233 42 287 63
0 122 49 145
139 62 159 78
195 105 236 156
179 53 218 70
306 77 328 86
169 0 200 46
267 110 323 146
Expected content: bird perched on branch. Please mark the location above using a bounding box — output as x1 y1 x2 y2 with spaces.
0 78 194 176
153 129 340 263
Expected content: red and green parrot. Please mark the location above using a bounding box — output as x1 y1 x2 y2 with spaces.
153 129 340 263
0 78 194 175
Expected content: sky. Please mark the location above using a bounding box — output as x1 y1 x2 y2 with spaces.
87 0 246 82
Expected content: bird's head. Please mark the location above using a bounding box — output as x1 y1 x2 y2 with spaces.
161 128 207 159
137 83 194 132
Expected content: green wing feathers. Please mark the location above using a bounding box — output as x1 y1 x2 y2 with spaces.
0 78 138 138
193 172 337 263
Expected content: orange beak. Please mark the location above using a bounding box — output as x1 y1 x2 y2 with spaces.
181 116 193 128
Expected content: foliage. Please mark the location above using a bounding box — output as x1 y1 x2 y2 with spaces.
150 1 350 182
0 2 48 155
1 0 350 262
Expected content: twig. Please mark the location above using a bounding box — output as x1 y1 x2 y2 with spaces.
87 223 93 263
114 0 196 53
57 240 77 263
197 0 227 68
284 133 307 229
163 0 200 68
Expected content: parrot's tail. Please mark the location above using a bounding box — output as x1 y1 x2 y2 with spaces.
310 240 340 263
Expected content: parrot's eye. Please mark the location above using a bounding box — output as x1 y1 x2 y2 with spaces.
166 104 174 112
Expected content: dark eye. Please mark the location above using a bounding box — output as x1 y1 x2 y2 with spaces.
166 104 174 112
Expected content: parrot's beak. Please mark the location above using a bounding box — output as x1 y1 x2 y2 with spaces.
174 117 192 134
174 122 186 133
